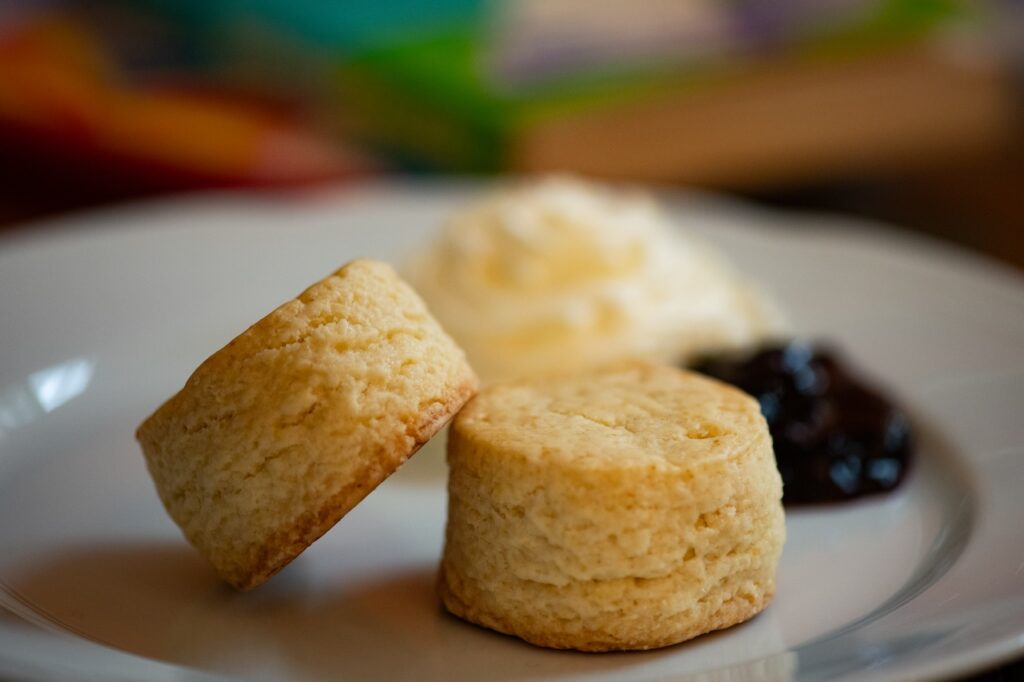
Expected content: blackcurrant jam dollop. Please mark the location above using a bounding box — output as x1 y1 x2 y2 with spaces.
690 342 913 506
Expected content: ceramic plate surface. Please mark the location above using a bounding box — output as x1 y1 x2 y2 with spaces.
0 183 1022 682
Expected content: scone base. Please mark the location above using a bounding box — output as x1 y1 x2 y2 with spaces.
438 565 773 652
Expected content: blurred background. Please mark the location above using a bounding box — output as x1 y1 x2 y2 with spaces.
0 0 1021 266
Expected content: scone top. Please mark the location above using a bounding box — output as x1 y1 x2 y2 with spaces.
452 363 770 474
137 259 477 590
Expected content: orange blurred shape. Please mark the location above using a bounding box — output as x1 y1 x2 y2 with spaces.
0 17 370 189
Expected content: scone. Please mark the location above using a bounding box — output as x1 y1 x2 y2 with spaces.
439 364 784 651
137 259 477 590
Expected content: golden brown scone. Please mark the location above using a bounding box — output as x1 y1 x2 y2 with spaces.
439 364 784 651
137 259 477 590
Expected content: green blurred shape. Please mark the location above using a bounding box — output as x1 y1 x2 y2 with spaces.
337 0 973 172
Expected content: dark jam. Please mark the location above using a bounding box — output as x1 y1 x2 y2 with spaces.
690 342 912 506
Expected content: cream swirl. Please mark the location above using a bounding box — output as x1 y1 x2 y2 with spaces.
405 177 783 382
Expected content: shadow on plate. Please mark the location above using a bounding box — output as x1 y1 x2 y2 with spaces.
2 542 660 681
388 434 448 487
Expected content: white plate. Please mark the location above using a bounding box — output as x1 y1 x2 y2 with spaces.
0 182 1022 682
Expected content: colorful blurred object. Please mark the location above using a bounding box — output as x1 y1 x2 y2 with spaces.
331 0 1014 183
0 0 1019 243
108 0 1016 186
0 15 370 196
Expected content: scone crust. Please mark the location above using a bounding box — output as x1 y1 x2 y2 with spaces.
137 259 477 590
438 565 775 652
439 364 784 651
